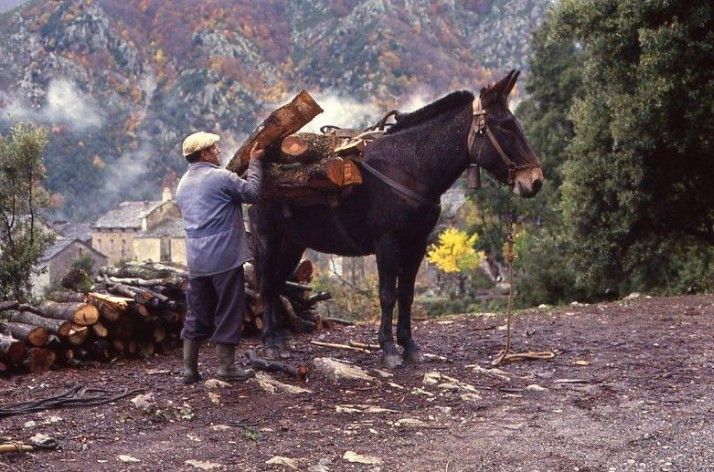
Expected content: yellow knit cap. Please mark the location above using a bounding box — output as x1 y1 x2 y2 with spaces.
182 132 220 157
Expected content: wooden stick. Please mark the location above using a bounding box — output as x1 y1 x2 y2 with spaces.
348 340 379 350
245 349 308 380
92 322 108 338
310 340 370 353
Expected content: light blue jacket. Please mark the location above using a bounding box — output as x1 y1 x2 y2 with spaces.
176 160 263 277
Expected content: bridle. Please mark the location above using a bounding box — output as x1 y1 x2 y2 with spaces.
467 99 540 189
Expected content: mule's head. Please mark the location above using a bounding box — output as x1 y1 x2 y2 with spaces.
470 70 543 198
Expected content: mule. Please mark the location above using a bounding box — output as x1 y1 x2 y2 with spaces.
250 70 543 367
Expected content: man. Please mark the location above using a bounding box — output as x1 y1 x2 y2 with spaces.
176 131 264 384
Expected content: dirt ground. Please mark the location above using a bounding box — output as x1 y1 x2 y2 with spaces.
0 293 712 471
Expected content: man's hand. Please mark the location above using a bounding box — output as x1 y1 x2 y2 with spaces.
249 142 265 161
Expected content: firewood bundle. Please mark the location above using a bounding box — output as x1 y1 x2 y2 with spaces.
227 90 389 205
0 259 330 376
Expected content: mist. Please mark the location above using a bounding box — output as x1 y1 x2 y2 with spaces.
2 79 103 132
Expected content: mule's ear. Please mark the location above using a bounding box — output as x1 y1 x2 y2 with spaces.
504 70 520 97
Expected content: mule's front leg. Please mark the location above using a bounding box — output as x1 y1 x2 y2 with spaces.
376 237 401 368
397 247 427 364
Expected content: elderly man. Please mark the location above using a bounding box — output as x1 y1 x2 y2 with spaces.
176 131 264 384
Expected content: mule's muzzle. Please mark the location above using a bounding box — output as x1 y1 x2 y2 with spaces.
513 166 544 199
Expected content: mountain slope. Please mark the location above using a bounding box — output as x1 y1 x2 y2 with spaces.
0 0 550 220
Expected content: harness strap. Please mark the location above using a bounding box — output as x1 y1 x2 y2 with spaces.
359 160 438 208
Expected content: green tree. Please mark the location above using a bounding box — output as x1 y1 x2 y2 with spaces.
0 124 55 301
555 0 714 295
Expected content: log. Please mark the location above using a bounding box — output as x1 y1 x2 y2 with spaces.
280 296 315 333
278 133 340 164
0 321 48 347
0 301 19 312
66 325 89 346
305 291 332 306
291 260 314 284
227 90 324 175
32 301 99 326
245 349 308 380
86 292 130 322
0 333 26 363
3 310 72 337
46 291 86 303
28 348 56 374
152 324 167 343
92 322 108 338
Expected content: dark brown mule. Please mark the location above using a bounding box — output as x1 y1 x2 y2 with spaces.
250 70 543 367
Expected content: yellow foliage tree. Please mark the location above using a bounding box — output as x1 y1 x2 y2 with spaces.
427 228 483 274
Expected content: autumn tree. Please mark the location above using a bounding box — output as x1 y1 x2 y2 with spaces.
0 124 55 301
427 228 484 298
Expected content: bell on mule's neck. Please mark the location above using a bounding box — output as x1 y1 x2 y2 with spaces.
467 164 481 189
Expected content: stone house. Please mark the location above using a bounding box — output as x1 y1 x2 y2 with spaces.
92 188 186 265
31 229 107 297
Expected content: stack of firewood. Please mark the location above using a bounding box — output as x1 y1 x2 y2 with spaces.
0 259 330 376
227 90 381 205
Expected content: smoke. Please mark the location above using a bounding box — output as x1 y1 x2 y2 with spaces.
2 79 103 131
269 88 439 135
101 143 154 206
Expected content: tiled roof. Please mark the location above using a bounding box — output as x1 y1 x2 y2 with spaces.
93 201 163 229
37 238 105 266
52 222 93 242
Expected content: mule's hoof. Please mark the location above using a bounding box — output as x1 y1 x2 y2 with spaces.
403 349 423 364
382 354 403 369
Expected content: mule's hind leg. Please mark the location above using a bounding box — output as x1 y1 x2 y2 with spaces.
375 235 402 369
397 244 427 364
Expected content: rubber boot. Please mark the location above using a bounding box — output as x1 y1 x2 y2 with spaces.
216 344 254 381
181 339 201 385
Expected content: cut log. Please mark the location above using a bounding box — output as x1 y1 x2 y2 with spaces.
325 158 363 186
227 90 324 175
0 321 48 347
66 325 89 346
92 322 108 338
152 324 167 343
86 292 130 322
0 333 26 363
46 291 86 303
3 310 72 337
32 301 99 326
28 348 56 374
278 133 340 164
291 260 314 284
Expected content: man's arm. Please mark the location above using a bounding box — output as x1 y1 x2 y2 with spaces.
223 142 265 204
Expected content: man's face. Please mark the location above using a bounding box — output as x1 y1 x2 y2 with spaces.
202 144 221 165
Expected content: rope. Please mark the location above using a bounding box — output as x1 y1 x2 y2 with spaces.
0 385 144 419
491 202 555 367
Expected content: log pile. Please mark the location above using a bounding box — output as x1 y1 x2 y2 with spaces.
0 259 330 376
227 91 390 205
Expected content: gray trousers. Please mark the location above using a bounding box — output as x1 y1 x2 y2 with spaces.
181 265 245 345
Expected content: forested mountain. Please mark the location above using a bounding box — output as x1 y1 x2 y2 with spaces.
0 0 549 220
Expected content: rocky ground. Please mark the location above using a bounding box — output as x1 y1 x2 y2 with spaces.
0 294 712 471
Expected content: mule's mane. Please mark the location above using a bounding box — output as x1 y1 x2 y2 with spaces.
386 90 474 134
